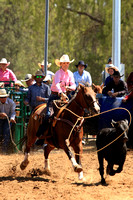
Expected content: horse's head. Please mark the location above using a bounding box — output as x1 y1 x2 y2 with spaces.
76 84 100 115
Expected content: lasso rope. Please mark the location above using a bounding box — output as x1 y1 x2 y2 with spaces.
53 99 132 155
6 116 21 153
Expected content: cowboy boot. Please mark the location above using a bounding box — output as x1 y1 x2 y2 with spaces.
36 117 49 137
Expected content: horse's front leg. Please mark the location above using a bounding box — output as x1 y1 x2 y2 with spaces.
64 140 82 173
20 136 37 170
72 140 83 180
20 146 30 170
44 144 55 170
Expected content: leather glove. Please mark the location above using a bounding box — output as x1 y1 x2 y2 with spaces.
60 93 69 102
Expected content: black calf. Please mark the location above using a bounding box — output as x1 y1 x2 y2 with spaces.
96 119 129 184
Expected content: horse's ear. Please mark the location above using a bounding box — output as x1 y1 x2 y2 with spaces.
77 84 81 91
111 119 117 127
78 83 84 89
92 83 96 88
101 83 104 89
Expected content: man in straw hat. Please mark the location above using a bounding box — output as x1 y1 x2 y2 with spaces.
21 74 35 93
14 80 25 92
21 74 34 88
36 54 76 139
0 89 16 153
24 70 51 111
104 64 119 86
0 58 17 86
102 71 128 97
38 60 54 84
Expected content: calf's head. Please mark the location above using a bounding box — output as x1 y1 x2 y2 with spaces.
111 119 129 142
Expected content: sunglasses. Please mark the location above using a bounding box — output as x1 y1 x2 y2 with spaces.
35 75 43 78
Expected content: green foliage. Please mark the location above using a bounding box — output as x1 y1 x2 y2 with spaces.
0 0 132 82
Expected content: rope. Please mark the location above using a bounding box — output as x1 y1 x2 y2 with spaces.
6 116 21 153
53 99 132 155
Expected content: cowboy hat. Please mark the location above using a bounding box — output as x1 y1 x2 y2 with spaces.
15 80 25 87
113 70 124 77
32 70 45 79
107 57 112 64
21 74 32 82
38 60 52 68
75 60 88 69
0 89 9 97
105 64 119 73
55 54 74 67
0 58 10 66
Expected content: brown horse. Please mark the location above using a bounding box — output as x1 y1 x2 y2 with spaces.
20 84 100 180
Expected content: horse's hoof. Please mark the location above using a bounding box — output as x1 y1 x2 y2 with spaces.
78 171 84 180
20 160 29 170
101 178 106 185
74 165 82 173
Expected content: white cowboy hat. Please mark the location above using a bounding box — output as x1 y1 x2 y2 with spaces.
0 58 10 66
105 64 119 73
0 89 9 97
32 70 45 79
55 54 74 67
38 60 52 68
21 74 32 82
15 80 25 87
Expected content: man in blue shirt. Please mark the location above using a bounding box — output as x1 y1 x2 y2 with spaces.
24 70 51 111
73 60 92 87
0 89 16 154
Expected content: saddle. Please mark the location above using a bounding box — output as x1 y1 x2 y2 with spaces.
32 103 47 122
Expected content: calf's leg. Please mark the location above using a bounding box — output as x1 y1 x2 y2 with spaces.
97 153 105 184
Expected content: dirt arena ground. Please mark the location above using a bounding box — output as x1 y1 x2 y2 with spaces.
0 141 133 200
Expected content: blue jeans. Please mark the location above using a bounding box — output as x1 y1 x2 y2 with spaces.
36 93 60 137
0 119 11 153
46 93 60 116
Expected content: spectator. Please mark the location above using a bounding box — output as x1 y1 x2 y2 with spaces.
102 71 128 97
122 72 133 102
0 89 16 154
38 60 54 85
21 74 35 92
36 54 76 139
21 74 34 89
21 74 35 120
73 60 92 87
104 64 119 86
102 57 112 84
24 70 51 111
14 80 25 92
107 57 112 64
0 58 17 86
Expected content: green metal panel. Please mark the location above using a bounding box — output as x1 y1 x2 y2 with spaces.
0 81 31 151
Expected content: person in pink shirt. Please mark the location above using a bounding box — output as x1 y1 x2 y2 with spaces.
36 54 76 140
0 58 17 86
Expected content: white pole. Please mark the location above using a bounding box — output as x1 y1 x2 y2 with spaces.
44 0 49 76
112 0 121 70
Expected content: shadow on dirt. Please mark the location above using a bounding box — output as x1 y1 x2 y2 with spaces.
72 181 109 187
0 176 56 183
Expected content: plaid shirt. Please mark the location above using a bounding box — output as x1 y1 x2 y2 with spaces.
0 98 16 120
